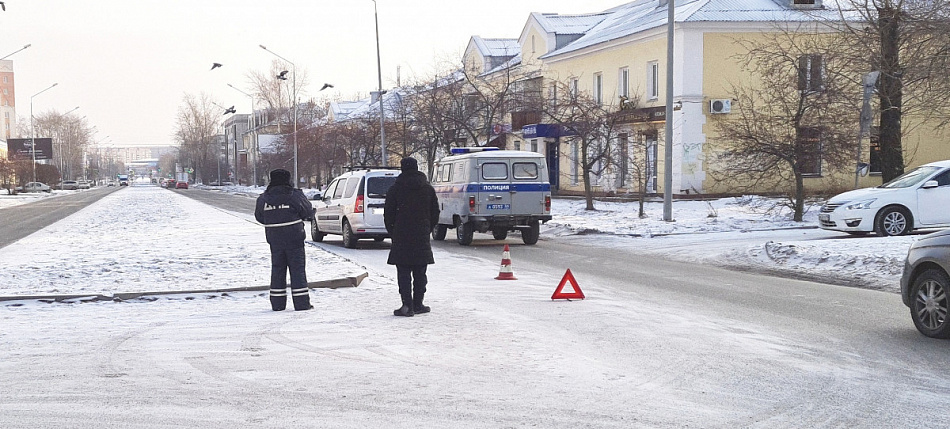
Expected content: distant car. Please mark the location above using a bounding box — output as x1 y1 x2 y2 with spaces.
17 182 52 193
60 180 79 190
311 168 399 248
77 180 91 189
175 181 188 189
819 160 950 236
901 229 950 338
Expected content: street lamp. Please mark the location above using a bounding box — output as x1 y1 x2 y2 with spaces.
372 0 387 166
0 43 31 61
260 44 298 184
30 83 58 183
228 83 260 186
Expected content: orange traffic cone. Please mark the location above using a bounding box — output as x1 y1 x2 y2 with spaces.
495 244 518 280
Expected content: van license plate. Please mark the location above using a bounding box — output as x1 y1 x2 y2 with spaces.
487 204 510 210
373 208 385 215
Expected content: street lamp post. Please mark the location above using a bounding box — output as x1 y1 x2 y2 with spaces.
372 0 387 166
30 83 58 184
0 43 31 61
260 45 298 185
228 83 259 186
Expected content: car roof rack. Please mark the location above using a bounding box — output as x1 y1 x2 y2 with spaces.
343 165 398 171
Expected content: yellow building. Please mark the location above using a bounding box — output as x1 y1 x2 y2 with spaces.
461 0 950 197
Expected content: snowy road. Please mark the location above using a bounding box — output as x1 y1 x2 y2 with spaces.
3 185 950 427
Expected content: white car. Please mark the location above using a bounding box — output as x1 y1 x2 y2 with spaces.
819 160 950 236
17 182 52 193
311 169 400 248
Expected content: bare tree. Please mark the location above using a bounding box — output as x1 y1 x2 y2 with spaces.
28 110 94 183
711 27 860 221
403 71 468 178
536 79 623 210
174 93 221 183
831 0 950 181
446 55 528 148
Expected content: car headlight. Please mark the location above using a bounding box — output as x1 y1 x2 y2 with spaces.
845 199 876 210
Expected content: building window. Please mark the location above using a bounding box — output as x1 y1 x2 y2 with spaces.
571 141 579 185
514 141 521 151
798 54 824 93
569 78 579 99
647 61 659 99
548 83 557 108
618 67 629 99
618 133 629 187
2 88 6 95
797 127 822 176
593 73 603 105
869 126 881 174
2 76 7 83
530 139 538 153
531 35 536 54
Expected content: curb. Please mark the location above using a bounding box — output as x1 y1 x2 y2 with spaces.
0 272 368 303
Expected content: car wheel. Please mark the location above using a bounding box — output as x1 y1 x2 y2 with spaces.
492 229 508 240
875 206 912 236
521 219 540 245
342 221 358 248
456 221 474 246
432 224 447 241
910 268 950 339
310 220 325 242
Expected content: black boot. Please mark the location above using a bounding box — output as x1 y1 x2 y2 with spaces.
413 293 430 314
393 304 414 317
394 294 414 317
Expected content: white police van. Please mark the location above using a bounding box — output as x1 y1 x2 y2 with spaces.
430 147 552 245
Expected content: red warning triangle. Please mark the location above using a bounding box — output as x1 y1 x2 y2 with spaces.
551 269 585 300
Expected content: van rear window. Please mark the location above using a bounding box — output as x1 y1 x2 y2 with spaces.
481 163 508 180
512 162 538 179
366 176 397 198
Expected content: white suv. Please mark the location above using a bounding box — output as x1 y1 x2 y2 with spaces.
311 168 400 248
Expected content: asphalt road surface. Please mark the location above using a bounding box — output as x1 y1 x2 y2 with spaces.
0 186 123 249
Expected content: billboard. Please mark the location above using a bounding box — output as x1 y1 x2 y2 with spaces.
6 138 53 161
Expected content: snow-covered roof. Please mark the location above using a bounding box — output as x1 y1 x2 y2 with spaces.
471 37 520 57
542 0 846 59
532 12 610 35
329 100 370 122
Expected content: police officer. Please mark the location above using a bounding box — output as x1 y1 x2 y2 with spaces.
384 157 440 317
255 169 314 311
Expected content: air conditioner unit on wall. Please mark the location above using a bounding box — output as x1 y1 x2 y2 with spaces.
709 99 731 114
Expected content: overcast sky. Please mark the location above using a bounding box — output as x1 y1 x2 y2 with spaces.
2 0 623 147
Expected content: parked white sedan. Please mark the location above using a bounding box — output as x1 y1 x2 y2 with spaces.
819 160 950 236
16 182 52 193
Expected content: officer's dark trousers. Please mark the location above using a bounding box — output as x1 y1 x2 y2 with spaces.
396 264 427 306
269 246 310 311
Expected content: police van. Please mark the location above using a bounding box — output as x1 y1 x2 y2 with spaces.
430 147 552 245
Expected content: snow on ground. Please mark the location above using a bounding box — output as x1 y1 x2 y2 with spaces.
0 184 940 427
0 186 363 297
0 189 69 209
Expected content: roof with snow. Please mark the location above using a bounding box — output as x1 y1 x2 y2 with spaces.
542 0 846 59
471 37 520 57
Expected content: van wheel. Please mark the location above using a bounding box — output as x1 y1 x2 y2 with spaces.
311 221 325 242
456 221 474 246
432 224 447 241
492 229 508 240
522 220 540 245
342 221 358 248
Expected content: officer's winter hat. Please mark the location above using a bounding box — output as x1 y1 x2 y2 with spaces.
269 169 292 187
400 157 418 173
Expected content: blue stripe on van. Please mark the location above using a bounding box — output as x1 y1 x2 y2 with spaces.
433 183 551 193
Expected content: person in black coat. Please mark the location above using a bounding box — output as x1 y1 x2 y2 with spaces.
384 157 440 317
254 169 314 311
